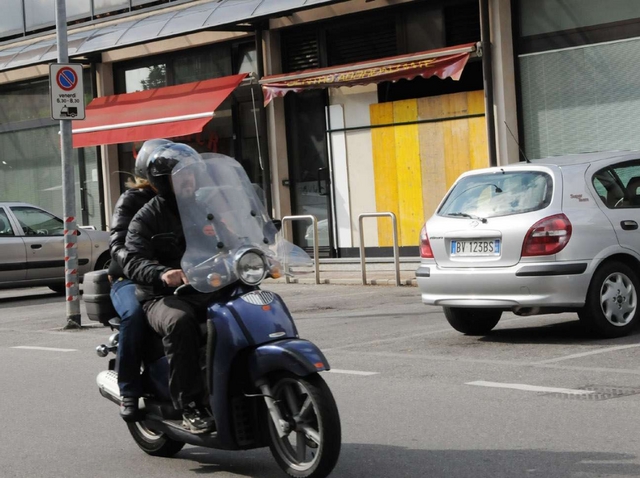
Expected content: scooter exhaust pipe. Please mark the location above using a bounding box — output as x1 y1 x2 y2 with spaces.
97 370 122 406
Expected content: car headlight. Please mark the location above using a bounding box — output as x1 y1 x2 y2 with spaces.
236 250 267 285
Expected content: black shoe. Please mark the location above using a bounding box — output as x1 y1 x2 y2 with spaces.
182 402 215 434
120 397 140 423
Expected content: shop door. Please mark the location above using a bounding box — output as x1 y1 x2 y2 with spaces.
285 90 334 257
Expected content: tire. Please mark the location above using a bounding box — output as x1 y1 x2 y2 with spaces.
126 421 185 457
267 373 341 478
48 284 65 295
578 261 639 338
94 252 111 271
443 307 502 335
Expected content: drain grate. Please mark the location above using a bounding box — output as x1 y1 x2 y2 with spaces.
543 385 640 401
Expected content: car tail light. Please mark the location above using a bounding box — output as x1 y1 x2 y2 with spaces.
420 225 434 258
521 213 572 256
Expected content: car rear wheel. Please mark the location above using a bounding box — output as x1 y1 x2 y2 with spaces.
578 261 639 338
443 307 502 335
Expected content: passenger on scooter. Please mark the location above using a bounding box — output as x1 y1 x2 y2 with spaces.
124 143 218 434
108 138 173 422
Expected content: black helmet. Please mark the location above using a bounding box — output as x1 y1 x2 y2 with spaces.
134 138 173 179
147 143 201 197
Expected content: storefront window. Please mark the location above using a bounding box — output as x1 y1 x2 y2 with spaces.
0 78 50 122
0 127 101 228
94 0 129 15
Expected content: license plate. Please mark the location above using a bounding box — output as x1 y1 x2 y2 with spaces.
450 239 500 256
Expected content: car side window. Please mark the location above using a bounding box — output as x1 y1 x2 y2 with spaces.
11 206 64 236
0 208 15 236
593 160 640 208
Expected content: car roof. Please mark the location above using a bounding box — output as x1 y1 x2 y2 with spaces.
0 202 38 207
528 150 640 167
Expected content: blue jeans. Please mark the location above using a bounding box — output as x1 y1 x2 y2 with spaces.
110 278 147 398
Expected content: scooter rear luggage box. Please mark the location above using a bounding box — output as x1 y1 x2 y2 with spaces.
83 270 116 323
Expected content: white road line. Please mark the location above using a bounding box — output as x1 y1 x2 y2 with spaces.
326 368 379 376
533 343 640 364
467 380 595 395
11 346 77 352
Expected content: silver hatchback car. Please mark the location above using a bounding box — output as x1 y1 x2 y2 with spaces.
416 151 640 338
0 202 110 294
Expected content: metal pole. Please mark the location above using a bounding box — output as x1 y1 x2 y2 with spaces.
358 212 400 286
56 0 81 328
282 215 319 284
479 0 498 167
255 26 273 214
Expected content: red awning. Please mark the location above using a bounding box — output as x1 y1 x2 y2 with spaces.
72 73 248 148
260 43 477 106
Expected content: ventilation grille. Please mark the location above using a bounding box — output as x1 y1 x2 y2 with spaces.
445 2 480 46
282 30 320 73
327 17 397 66
240 290 275 306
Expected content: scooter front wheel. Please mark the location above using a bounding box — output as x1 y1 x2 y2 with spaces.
126 421 185 457
267 372 341 478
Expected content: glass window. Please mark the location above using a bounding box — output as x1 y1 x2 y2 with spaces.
124 64 167 92
67 0 91 20
438 171 553 219
0 0 23 38
593 160 640 208
24 0 54 31
174 47 231 85
93 0 129 16
11 206 64 236
0 78 51 123
0 209 14 236
235 44 257 75
519 0 640 37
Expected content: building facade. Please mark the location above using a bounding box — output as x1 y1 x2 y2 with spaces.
1 0 627 258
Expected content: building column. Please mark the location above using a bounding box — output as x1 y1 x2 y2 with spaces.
263 30 291 221
490 0 520 165
95 62 120 228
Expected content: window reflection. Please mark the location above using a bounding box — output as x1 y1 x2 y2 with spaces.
125 65 167 92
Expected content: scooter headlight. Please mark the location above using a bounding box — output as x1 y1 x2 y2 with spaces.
236 250 267 285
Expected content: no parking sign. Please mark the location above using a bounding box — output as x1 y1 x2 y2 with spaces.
49 63 85 120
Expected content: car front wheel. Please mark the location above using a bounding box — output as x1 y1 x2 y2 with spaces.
443 307 502 335
578 261 639 338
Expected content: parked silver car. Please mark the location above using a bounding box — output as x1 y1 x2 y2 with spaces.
0 202 110 294
416 151 640 338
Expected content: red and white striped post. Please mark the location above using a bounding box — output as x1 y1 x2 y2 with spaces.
56 0 81 327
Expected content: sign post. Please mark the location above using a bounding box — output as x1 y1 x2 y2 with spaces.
52 0 82 328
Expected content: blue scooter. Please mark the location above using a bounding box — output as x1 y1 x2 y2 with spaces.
95 154 341 478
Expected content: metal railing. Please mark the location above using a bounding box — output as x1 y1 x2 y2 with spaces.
358 212 400 286
281 215 320 284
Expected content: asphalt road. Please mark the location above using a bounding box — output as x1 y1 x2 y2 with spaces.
2 283 640 478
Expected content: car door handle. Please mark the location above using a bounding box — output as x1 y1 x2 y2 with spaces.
621 220 638 230
30 244 42 250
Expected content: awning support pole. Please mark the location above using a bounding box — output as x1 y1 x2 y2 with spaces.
480 0 498 167
255 26 273 214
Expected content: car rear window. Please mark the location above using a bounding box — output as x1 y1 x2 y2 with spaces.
438 171 553 219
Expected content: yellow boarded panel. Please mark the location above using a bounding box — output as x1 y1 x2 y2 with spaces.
443 118 471 189
467 90 485 115
393 99 423 246
444 92 469 118
467 90 489 169
370 102 398 246
417 97 447 221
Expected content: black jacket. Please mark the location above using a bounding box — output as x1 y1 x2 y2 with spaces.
124 196 186 302
108 187 156 279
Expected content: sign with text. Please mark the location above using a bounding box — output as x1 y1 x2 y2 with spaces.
50 63 85 120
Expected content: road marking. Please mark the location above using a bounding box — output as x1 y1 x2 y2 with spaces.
12 346 77 352
467 380 595 395
326 368 378 376
533 343 640 364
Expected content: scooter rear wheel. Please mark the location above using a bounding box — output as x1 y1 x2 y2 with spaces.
267 372 341 478
127 421 185 457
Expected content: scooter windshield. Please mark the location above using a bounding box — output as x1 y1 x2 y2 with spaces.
173 153 312 293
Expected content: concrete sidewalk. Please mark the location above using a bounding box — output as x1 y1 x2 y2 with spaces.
271 257 420 286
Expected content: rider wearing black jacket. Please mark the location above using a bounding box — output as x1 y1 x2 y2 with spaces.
109 138 172 422
124 143 217 434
